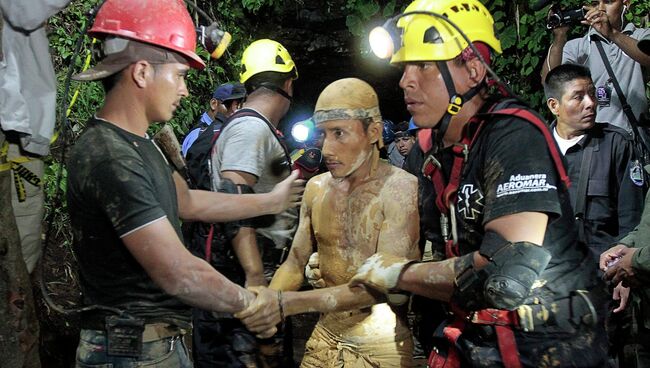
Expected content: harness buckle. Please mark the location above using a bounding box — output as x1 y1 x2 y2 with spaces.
453 143 469 161
570 290 597 327
421 153 441 179
447 96 463 115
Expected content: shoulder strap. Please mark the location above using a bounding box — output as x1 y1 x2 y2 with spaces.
593 39 650 157
420 101 570 258
217 108 291 165
593 40 638 127
482 107 571 190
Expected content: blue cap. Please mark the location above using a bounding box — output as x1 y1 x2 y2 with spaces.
212 82 246 102
393 120 416 137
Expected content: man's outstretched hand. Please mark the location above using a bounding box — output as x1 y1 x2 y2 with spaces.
269 170 305 214
349 253 414 294
235 286 282 339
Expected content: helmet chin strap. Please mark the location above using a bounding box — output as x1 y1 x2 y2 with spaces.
257 82 293 102
433 60 483 152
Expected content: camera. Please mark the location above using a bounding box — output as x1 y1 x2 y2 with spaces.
546 4 586 29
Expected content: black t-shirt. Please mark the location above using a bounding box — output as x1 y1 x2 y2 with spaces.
406 100 608 365
67 118 190 328
458 111 600 297
406 101 600 299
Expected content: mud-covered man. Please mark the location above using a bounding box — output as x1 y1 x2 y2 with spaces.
351 0 609 366
66 1 302 366
236 78 420 367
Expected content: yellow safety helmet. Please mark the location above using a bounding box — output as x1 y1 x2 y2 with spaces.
391 0 502 64
240 39 298 83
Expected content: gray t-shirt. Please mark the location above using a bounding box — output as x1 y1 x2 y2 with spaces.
210 109 298 248
563 23 650 132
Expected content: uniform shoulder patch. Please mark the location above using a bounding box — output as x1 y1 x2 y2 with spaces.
630 160 645 187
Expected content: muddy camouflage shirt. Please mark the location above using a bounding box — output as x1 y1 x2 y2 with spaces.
67 118 190 328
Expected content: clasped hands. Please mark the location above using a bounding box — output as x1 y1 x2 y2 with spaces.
234 252 325 339
235 252 412 338
235 286 283 339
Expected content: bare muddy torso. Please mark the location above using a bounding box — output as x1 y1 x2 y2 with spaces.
307 162 414 341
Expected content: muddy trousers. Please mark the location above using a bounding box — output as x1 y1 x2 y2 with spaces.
0 130 40 368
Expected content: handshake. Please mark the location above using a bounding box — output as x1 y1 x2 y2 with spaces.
235 286 285 339
233 252 325 338
234 252 414 338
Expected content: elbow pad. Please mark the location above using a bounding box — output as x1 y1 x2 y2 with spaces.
218 179 274 237
453 231 552 311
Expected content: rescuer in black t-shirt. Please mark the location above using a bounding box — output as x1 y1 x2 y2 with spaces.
351 0 609 366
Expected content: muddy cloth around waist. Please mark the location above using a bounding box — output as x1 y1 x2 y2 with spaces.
301 311 414 368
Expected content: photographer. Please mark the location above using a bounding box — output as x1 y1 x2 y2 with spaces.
541 0 650 133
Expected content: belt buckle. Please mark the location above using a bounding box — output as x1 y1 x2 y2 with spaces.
105 315 145 357
468 309 509 326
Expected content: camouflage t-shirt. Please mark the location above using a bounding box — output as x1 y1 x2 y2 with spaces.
67 118 190 328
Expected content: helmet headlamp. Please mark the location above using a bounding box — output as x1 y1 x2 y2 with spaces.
197 23 232 60
291 118 315 143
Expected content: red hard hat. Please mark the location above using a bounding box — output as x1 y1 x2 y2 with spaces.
89 0 205 69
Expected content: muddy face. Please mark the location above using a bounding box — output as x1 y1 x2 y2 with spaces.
318 119 374 179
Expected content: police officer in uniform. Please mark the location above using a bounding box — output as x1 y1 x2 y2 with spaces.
544 63 644 260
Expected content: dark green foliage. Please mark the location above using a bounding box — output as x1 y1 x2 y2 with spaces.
489 0 649 110
45 0 649 230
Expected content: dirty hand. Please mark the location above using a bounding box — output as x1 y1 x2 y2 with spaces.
305 252 326 289
600 244 628 271
349 253 414 294
604 247 640 287
269 170 305 213
612 282 630 313
235 286 281 338
582 7 612 39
